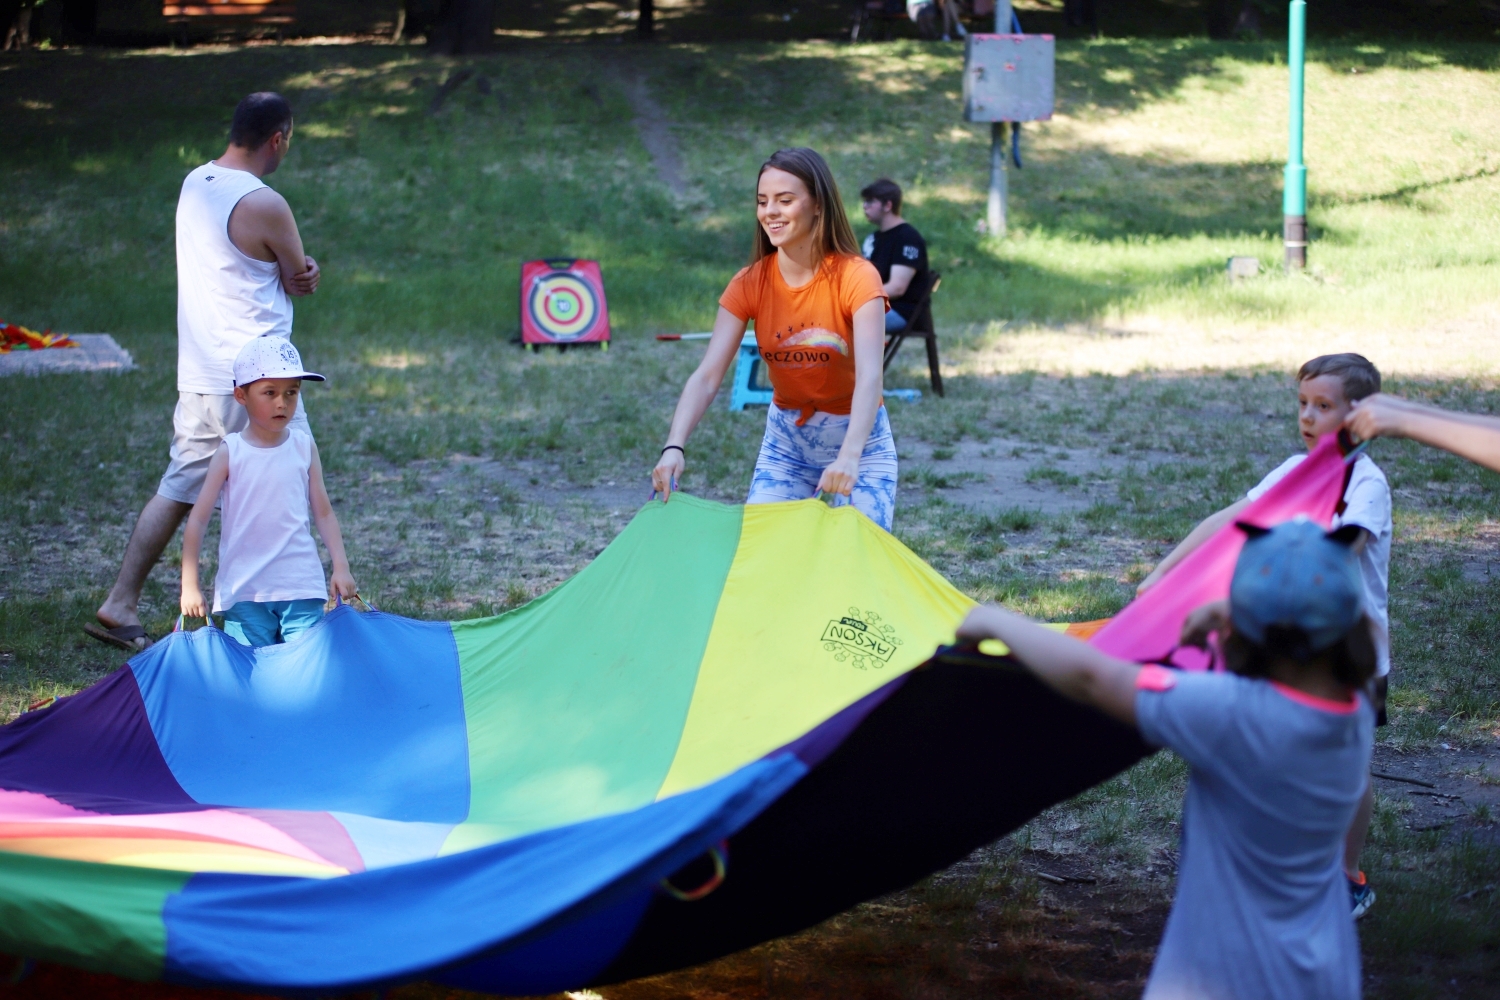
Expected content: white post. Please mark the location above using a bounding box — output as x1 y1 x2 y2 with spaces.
987 0 1014 238
987 121 1007 238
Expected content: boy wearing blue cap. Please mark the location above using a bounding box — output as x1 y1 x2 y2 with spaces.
1136 352 1391 917
180 336 356 647
959 518 1376 1000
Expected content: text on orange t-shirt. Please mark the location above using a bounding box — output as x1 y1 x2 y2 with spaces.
718 254 887 424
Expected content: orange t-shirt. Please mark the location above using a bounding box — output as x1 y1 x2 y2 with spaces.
719 254 887 423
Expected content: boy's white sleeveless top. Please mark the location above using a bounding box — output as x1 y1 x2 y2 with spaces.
176 162 294 394
213 431 327 613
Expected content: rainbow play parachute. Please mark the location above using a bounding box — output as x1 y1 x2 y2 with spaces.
0 439 1351 994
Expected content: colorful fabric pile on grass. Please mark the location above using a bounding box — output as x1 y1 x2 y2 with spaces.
0 439 1350 995
1 321 75 353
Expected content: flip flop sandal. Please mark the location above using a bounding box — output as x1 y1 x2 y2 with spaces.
83 622 151 652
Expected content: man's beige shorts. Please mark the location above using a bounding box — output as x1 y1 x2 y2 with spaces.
156 392 312 505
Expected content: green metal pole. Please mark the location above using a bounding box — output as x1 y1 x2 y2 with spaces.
1283 0 1307 270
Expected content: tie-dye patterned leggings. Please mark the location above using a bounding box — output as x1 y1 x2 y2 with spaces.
746 403 899 531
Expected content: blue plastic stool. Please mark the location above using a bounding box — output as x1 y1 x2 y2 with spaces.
728 334 772 412
728 334 921 410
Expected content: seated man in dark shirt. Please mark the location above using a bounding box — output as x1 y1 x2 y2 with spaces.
859 178 929 335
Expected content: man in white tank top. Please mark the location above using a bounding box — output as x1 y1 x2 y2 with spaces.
88 92 322 653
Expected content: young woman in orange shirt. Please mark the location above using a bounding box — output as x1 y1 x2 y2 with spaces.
650 148 899 529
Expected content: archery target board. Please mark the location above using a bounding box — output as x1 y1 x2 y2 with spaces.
521 259 611 346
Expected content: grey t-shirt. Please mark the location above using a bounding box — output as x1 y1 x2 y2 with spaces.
1247 454 1392 677
1136 671 1373 1000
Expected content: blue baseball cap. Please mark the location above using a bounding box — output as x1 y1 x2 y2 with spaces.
1229 516 1364 652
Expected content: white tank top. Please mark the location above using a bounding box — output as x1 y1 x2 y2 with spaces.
176 162 295 394
213 430 327 613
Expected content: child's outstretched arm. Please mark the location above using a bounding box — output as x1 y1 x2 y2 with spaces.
957 605 1141 726
1347 393 1500 474
307 442 356 601
181 447 231 618
1135 496 1251 596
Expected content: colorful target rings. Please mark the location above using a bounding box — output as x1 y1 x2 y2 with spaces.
527 272 599 342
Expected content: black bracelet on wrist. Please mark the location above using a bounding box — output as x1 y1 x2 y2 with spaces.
661 445 685 458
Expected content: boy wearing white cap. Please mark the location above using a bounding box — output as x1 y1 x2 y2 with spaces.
180 337 355 648
958 518 1376 1000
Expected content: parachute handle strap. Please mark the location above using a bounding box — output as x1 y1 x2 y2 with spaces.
659 840 729 902
1335 431 1370 517
174 614 213 633
1139 643 1221 673
932 639 1021 672
1337 428 1370 464
335 593 376 612
649 477 679 502
937 638 1206 673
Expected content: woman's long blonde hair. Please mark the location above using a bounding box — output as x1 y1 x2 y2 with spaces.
751 147 861 265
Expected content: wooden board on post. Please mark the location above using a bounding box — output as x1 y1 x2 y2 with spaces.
963 31 1055 239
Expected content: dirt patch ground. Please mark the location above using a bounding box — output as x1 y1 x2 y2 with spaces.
1371 744 1500 845
10 422 1178 632
900 436 1179 514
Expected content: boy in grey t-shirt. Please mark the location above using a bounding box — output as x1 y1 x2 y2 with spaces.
1135 662 1370 998
959 518 1376 1000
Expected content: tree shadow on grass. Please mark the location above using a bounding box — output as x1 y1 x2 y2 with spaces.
1320 165 1500 208
1004 149 1286 241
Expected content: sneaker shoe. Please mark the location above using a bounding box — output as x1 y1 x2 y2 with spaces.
1349 872 1376 920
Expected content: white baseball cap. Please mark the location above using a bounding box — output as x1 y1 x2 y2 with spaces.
233 336 325 388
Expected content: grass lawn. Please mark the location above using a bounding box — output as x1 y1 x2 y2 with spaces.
2 34 1499 999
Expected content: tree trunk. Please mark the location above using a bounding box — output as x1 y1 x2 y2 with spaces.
1063 0 1097 35
3 0 32 50
638 0 654 38
428 0 493 55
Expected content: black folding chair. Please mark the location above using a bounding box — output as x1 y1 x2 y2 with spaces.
883 271 944 397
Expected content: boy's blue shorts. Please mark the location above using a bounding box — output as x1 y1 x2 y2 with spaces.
222 599 326 648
